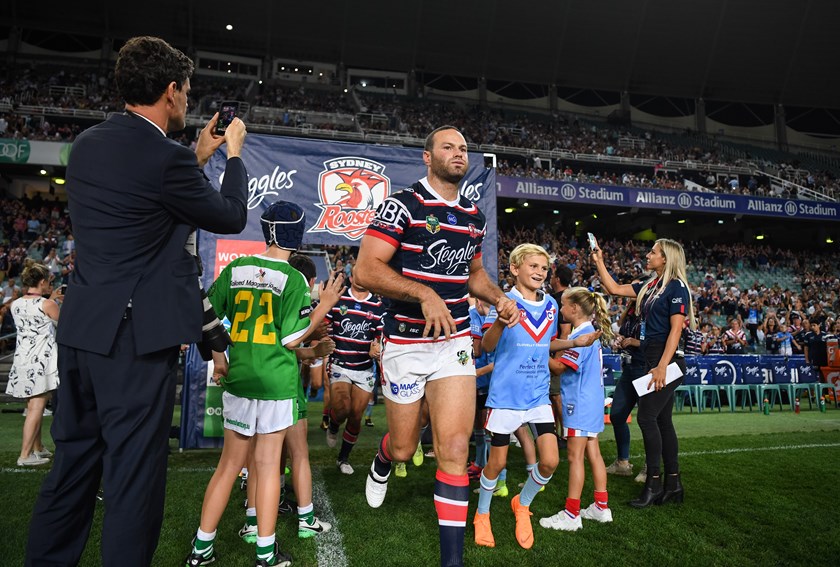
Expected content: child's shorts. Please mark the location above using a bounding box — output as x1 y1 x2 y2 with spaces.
485 405 554 435
222 391 297 436
330 364 376 393
562 426 600 439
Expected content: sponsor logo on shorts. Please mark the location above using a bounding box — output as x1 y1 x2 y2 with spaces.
565 403 575 416
389 380 420 398
225 418 250 430
457 349 470 366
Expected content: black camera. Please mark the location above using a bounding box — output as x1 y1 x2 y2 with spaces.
185 231 233 361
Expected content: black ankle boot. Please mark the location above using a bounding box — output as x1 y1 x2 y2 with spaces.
630 475 663 508
661 473 684 504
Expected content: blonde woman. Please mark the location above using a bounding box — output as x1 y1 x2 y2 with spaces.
591 237 694 508
5 260 62 466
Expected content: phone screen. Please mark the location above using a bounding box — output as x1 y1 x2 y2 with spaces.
587 232 597 250
215 102 238 135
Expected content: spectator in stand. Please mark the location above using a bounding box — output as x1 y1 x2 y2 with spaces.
5 261 63 466
805 317 829 371
789 313 806 354
2 276 21 305
762 315 782 355
723 318 748 354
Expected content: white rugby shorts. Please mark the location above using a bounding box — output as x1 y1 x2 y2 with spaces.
222 391 297 436
330 364 376 393
381 335 475 404
485 405 554 435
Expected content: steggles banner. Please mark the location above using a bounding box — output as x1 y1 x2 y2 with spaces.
180 134 497 449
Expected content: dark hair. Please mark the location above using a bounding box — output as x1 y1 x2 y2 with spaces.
552 265 573 286
290 254 317 282
424 125 462 151
115 36 194 106
20 259 50 288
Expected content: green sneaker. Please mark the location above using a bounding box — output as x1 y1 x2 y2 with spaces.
412 442 424 467
395 462 407 477
298 516 332 539
238 522 257 544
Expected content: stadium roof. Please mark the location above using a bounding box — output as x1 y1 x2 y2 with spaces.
3 0 840 110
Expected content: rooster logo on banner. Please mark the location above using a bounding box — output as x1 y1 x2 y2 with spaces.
310 157 391 240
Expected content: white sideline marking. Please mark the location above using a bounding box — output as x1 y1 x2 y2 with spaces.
627 441 840 461
311 468 348 567
3 443 840 475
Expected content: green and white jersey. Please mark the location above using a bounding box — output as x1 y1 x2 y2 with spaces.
208 254 312 400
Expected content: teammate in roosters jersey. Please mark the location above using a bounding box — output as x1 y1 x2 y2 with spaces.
355 126 520 567
325 271 385 474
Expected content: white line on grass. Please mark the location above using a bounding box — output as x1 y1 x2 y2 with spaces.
310 468 348 567
3 443 840 475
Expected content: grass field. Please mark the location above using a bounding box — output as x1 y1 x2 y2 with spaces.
1 402 839 566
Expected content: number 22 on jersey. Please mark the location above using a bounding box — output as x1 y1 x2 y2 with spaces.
229 290 277 345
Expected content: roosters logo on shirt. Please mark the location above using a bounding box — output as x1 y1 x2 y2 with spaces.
309 157 391 240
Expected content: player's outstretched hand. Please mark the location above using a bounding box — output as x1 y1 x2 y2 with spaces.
573 329 602 347
494 296 521 328
319 272 346 309
420 293 457 340
313 338 336 358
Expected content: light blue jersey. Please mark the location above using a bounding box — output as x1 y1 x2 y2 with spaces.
469 305 494 390
485 288 558 410
558 321 604 433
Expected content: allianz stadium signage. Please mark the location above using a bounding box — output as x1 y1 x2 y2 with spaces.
497 177 839 221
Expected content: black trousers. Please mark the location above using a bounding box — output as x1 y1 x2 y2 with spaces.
25 318 179 567
636 341 686 477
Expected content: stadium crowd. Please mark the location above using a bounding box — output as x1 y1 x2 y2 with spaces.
1 63 838 200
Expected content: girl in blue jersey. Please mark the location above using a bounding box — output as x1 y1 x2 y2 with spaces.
474 244 598 550
539 287 615 532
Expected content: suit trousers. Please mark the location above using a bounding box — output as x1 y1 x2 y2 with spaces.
25 317 179 567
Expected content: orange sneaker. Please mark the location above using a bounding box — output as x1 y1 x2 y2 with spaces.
511 494 534 549
473 512 495 548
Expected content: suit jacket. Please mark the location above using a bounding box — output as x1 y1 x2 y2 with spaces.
57 112 248 355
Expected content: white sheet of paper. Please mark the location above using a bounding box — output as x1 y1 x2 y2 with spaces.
632 362 684 397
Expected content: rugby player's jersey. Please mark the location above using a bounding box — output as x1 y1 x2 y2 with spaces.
469 304 494 390
327 290 385 371
208 255 311 400
484 288 559 410
365 177 485 344
557 321 604 434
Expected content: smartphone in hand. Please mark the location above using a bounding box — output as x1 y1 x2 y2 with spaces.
214 101 239 136
587 232 598 251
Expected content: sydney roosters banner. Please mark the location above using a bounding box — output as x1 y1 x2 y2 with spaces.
203 134 497 280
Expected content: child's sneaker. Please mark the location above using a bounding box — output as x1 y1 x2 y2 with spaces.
605 459 633 477
364 416 374 427
394 462 407 477
473 512 495 548
467 462 483 480
580 502 613 523
337 460 354 475
254 542 292 567
634 463 648 483
539 509 582 532
238 522 258 544
412 442 424 466
298 516 332 539
184 538 215 566
510 494 534 549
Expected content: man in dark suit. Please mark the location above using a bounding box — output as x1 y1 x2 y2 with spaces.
25 36 249 566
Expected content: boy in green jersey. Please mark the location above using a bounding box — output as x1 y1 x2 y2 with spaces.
185 202 344 567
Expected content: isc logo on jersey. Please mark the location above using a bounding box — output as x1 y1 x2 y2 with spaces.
309 157 391 240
